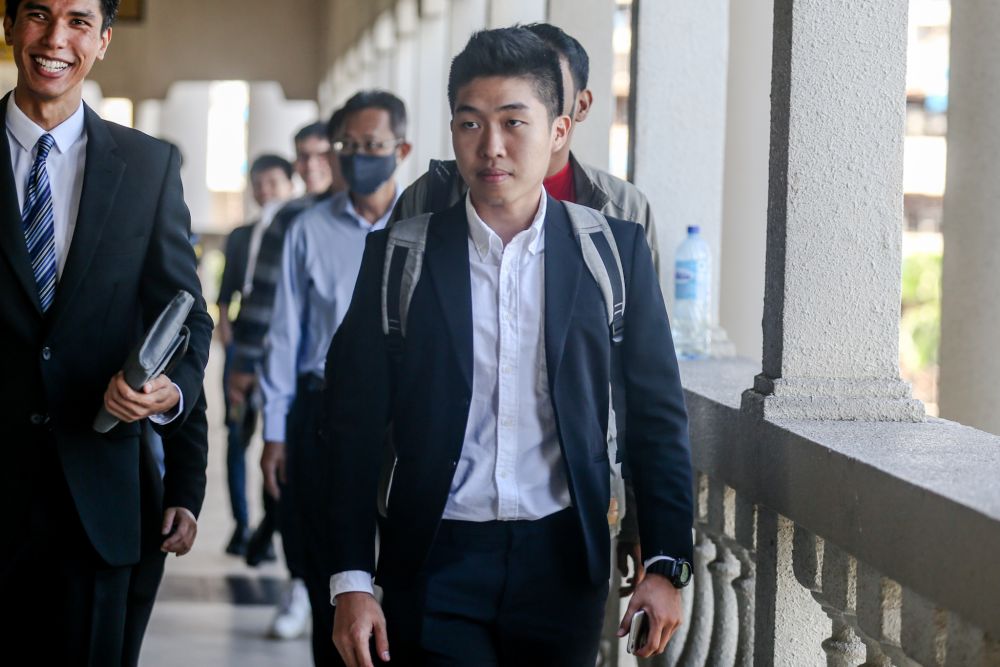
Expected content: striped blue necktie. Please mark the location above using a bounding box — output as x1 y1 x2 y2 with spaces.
22 133 57 312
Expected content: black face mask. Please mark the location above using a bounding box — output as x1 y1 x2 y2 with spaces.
339 153 397 195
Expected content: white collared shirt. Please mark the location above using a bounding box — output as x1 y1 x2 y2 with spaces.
444 190 570 520
331 188 571 602
5 99 87 279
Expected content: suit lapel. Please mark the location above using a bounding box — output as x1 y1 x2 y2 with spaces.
544 197 583 392
48 104 125 324
0 93 44 314
423 201 474 393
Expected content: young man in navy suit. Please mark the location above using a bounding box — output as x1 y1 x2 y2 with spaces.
325 27 693 666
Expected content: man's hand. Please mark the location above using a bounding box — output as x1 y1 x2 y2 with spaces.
227 371 256 408
261 441 287 500
617 573 683 658
104 372 179 422
216 311 233 347
617 539 645 596
160 507 198 556
333 592 390 667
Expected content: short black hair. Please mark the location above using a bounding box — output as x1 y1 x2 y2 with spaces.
326 106 347 141
524 23 590 93
331 90 408 140
5 0 120 32
250 154 293 180
294 121 329 146
448 27 564 121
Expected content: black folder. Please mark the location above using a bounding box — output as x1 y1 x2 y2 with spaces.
93 290 195 434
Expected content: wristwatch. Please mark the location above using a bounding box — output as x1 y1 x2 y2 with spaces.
646 557 692 589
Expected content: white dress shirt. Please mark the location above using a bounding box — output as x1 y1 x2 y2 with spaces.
6 98 86 279
6 99 181 424
331 189 572 602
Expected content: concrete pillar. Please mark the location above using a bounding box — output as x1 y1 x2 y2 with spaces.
449 0 488 61
488 0 545 28
358 35 377 90
247 82 319 209
394 0 421 186
548 0 615 171
939 2 1000 434
718 0 773 363
248 83 319 163
373 12 396 91
631 0 729 306
414 0 452 169
742 0 923 422
157 82 212 233
135 99 162 137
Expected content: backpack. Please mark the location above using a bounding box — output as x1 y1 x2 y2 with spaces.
379 199 631 536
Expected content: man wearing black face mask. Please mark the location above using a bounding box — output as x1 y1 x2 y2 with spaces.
259 89 410 667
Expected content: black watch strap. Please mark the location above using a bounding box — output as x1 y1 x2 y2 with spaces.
646 557 693 589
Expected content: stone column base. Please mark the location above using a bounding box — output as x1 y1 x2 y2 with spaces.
742 375 925 421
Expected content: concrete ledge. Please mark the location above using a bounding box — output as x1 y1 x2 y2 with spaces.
679 358 1000 636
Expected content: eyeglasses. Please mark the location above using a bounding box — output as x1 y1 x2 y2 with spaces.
332 138 403 156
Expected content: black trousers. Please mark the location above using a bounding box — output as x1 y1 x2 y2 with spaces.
1 433 133 665
285 377 344 667
380 508 608 667
121 423 169 667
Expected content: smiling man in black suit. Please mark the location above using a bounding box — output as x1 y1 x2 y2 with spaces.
0 0 211 663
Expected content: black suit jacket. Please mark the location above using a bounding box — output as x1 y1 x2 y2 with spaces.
218 221 254 307
0 95 212 567
323 197 693 588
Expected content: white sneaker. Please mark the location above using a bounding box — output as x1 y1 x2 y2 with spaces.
269 578 311 639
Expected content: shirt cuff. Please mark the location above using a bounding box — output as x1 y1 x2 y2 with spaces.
262 403 288 442
149 383 184 425
330 571 375 606
644 555 676 570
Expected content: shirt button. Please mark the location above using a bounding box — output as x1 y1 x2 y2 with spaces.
41 347 52 361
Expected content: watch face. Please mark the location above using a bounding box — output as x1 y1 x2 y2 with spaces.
676 561 692 586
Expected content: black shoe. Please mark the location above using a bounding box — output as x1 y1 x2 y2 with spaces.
245 526 277 567
225 524 250 556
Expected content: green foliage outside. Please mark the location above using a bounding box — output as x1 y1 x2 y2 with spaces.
899 251 941 372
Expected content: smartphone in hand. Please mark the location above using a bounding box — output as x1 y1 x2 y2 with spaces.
626 609 649 654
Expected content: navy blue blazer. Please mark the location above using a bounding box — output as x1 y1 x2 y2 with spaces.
322 196 693 588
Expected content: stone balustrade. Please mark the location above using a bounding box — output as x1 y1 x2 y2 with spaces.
602 358 1000 667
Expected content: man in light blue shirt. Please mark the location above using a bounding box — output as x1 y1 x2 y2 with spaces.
259 90 410 667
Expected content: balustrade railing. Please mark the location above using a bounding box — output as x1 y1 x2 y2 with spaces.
599 359 1000 667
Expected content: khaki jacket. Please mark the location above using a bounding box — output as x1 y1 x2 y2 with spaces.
390 152 661 275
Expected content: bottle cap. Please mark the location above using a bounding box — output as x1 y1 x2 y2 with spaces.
687 225 700 234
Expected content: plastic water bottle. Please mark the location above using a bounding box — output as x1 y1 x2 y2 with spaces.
673 226 712 359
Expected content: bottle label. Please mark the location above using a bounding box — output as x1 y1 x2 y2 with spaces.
675 260 699 300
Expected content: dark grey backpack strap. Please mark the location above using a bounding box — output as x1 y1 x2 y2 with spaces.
563 201 626 344
427 159 462 214
564 201 630 472
382 213 432 358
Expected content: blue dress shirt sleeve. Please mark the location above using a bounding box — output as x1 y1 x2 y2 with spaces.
260 222 309 443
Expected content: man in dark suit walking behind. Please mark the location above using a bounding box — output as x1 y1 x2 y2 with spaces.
326 27 693 666
0 1 212 663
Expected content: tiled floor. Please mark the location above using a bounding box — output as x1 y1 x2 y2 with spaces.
140 343 313 665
